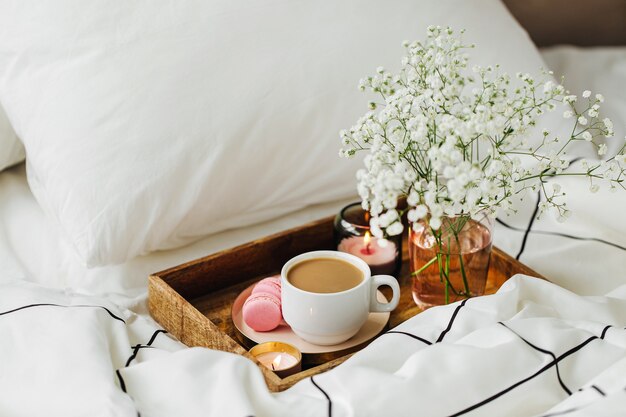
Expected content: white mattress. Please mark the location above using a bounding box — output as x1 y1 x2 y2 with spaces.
0 47 625 417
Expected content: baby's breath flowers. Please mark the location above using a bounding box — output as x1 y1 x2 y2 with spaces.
340 26 626 238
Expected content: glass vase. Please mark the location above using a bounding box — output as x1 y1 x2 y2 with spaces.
409 212 494 308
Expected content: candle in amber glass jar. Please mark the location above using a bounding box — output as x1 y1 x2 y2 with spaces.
334 202 402 278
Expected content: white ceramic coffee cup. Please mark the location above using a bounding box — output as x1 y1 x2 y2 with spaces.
281 250 401 345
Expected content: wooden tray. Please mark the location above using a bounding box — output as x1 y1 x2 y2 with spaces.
148 216 543 392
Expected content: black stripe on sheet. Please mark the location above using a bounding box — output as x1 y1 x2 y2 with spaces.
496 219 626 252
436 299 468 343
146 329 167 346
118 331 168 417
125 330 168 367
311 376 332 417
116 369 127 392
385 331 432 345
0 303 126 323
446 325 612 417
116 372 141 417
600 325 612 339
515 192 541 260
125 345 143 367
591 385 606 396
499 322 571 395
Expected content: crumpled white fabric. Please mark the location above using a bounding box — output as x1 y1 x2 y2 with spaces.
0 46 625 416
1 276 625 417
0 104 23 172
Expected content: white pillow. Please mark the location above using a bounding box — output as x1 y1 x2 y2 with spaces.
0 0 549 266
0 105 24 171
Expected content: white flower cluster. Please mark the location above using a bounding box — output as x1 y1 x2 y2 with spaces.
340 27 625 237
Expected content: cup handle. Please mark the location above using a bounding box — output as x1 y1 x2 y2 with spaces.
369 275 400 313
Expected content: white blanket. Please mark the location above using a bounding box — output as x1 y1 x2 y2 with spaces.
0 47 625 416
1 276 625 416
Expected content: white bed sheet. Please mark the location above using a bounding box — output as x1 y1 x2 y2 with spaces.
2 275 625 417
492 46 626 295
0 46 625 417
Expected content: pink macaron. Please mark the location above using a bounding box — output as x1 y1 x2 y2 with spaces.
242 291 282 332
251 276 282 300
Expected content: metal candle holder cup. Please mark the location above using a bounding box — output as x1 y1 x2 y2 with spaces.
249 341 302 378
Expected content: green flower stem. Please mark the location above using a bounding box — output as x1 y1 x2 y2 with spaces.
458 252 470 296
437 253 444 284
454 231 471 297
444 264 449 305
439 252 461 299
411 255 438 275
445 251 451 304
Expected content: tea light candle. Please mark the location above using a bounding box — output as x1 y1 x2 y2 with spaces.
249 342 302 378
338 232 398 276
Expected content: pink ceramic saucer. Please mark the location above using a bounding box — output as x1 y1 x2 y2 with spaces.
232 282 390 354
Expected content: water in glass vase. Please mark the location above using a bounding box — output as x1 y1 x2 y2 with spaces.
409 216 493 309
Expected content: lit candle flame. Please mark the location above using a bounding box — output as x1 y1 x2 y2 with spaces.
364 231 372 254
271 354 282 371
